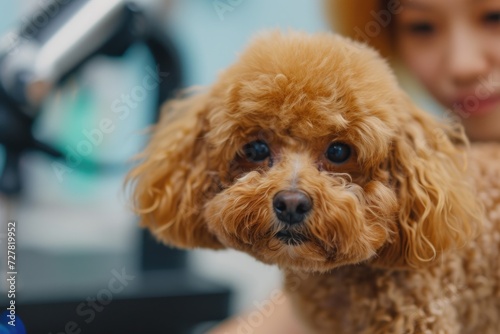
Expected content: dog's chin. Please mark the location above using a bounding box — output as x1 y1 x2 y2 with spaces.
217 232 379 273
275 230 309 246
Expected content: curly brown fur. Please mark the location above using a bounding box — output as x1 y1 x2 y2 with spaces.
127 31 499 333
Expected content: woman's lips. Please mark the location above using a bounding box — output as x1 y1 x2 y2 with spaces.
453 94 500 117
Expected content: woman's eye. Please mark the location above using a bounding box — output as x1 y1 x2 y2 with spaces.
406 22 435 35
326 142 351 164
243 141 270 162
483 11 500 25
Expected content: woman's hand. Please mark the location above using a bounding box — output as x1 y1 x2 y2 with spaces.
207 292 311 334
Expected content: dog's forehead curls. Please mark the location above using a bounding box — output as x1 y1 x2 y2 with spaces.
208 31 401 166
129 30 480 273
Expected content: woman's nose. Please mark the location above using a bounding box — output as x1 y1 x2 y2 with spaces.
446 25 489 87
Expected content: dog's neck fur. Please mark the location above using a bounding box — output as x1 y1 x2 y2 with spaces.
283 262 463 333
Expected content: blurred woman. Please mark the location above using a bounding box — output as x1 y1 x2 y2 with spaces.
329 0 500 141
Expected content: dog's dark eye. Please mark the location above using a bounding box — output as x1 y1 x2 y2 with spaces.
326 142 351 164
243 141 270 162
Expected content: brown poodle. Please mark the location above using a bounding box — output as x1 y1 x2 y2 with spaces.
128 31 500 333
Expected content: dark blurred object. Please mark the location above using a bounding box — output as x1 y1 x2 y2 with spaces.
16 250 229 334
0 0 230 332
0 0 182 195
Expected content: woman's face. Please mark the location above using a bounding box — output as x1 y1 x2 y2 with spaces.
395 0 500 141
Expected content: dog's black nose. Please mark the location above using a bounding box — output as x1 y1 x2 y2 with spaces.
273 190 312 225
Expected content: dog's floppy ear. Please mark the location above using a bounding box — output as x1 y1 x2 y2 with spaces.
127 92 224 249
378 94 482 268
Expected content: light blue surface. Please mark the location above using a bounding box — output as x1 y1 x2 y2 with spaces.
0 1 18 34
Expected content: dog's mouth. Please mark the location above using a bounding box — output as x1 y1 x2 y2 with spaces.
276 230 308 246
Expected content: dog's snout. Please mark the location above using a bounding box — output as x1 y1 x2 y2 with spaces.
273 190 312 225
